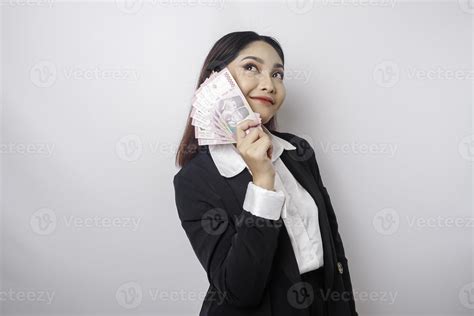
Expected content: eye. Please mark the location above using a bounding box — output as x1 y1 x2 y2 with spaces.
243 63 284 80
243 63 258 72
273 71 284 80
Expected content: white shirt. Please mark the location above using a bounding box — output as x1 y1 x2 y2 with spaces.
208 133 324 274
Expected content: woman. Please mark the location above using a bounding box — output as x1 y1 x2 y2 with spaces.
173 31 358 316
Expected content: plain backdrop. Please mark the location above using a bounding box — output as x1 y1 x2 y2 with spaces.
1 0 472 315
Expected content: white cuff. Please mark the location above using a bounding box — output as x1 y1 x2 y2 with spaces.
242 181 286 220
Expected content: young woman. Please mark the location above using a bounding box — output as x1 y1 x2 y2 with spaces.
173 31 358 316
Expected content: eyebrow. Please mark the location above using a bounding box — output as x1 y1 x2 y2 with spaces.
240 56 284 70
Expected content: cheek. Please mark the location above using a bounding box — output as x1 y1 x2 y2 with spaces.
277 85 286 103
235 76 255 96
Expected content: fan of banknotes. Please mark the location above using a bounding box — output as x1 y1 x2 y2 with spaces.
191 67 263 146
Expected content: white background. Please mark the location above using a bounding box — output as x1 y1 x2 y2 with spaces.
1 0 472 315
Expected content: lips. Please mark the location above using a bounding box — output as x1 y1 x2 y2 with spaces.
250 96 274 105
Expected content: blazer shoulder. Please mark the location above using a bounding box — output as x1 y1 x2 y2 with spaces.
173 148 223 214
173 147 220 188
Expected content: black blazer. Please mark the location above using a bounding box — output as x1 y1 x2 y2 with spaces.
173 130 358 316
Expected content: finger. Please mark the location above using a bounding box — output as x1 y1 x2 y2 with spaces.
237 118 260 130
239 127 261 149
236 119 260 142
249 135 272 158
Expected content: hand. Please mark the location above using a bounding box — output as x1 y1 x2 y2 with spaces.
235 119 275 191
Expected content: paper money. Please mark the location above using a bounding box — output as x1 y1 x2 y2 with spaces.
190 67 262 146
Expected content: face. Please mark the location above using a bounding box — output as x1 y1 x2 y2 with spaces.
226 41 285 124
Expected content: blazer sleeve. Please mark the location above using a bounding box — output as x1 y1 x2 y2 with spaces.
303 139 359 316
173 170 283 308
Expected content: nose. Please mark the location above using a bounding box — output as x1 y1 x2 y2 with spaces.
258 71 275 94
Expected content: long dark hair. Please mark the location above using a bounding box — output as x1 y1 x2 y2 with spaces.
175 31 285 168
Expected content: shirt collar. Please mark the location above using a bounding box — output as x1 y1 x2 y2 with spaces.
209 132 297 178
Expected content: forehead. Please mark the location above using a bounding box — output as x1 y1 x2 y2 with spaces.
236 41 282 64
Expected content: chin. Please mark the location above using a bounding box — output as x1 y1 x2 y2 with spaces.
261 115 273 124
